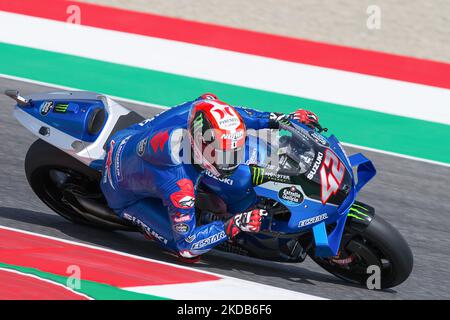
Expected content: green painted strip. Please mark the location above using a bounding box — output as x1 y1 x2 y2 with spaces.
0 262 169 300
1 42 449 164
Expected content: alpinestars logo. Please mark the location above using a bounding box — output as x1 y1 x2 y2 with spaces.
178 196 195 208
320 150 345 204
170 179 196 209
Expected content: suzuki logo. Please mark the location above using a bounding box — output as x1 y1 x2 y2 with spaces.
150 130 169 152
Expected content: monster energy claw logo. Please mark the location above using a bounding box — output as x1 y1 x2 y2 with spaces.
252 167 265 185
348 203 370 220
252 167 290 185
54 103 69 113
193 113 203 132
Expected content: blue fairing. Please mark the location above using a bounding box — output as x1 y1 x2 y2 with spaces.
248 124 376 257
311 141 376 257
20 98 107 142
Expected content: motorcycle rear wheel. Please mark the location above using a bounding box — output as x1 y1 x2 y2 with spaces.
25 139 129 230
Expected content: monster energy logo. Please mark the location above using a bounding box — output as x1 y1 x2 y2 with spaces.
54 103 69 113
348 203 370 221
252 167 265 185
193 113 203 132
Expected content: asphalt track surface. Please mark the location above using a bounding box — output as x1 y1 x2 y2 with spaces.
1 77 449 300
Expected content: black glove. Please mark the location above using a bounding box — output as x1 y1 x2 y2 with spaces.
268 112 291 128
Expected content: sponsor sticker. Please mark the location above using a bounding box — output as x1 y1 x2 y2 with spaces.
265 171 290 183
54 103 69 113
114 136 131 182
185 235 196 243
173 223 190 234
208 102 240 130
307 151 324 180
310 131 328 146
123 213 168 244
150 130 169 153
298 213 328 228
278 186 304 206
178 196 195 208
173 213 192 223
191 231 227 250
204 170 234 185
103 140 116 189
136 137 148 156
221 131 244 140
40 101 53 116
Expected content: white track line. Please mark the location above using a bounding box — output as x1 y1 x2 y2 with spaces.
0 73 168 111
341 142 450 168
1 73 449 168
1 11 450 125
125 278 323 300
0 225 324 300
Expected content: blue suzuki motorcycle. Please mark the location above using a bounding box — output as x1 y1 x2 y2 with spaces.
5 89 413 289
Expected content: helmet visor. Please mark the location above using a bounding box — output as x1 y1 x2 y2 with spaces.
214 146 244 174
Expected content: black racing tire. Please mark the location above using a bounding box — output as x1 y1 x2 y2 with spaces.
24 139 122 230
310 215 413 289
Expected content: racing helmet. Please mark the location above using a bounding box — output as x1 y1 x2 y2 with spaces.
188 96 246 177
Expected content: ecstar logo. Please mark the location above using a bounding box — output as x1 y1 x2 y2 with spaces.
191 231 227 250
298 213 328 228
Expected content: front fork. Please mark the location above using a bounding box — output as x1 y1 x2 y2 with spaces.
328 201 376 263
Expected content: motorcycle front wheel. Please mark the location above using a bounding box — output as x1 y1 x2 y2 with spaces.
309 214 413 289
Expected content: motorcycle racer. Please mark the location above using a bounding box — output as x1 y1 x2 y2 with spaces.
100 93 319 262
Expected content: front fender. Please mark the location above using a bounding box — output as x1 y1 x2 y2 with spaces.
346 201 375 233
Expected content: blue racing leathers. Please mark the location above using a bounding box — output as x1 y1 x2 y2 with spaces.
100 96 275 257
